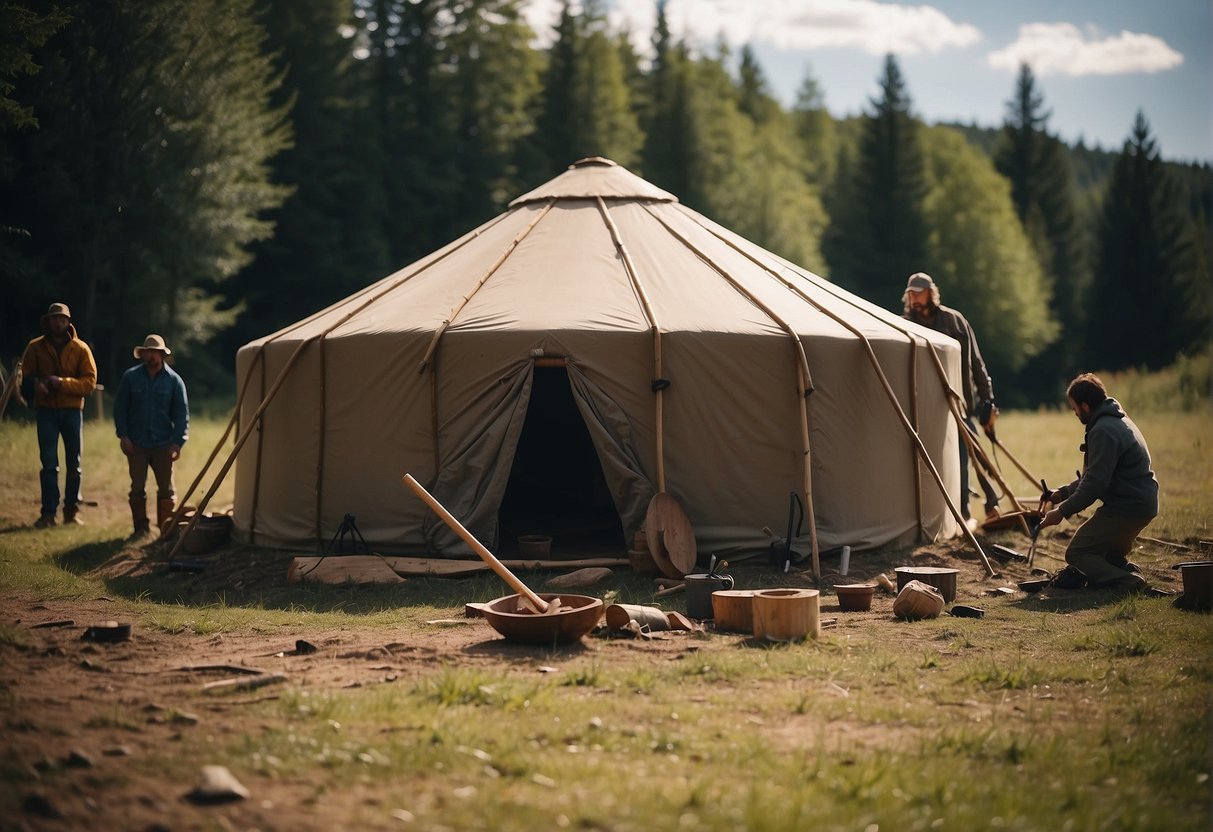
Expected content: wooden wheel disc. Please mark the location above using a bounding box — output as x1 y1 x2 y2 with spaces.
643 492 697 579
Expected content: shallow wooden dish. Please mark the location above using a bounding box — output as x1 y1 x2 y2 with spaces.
480 593 603 645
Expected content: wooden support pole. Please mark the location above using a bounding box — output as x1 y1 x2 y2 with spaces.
167 337 316 561
160 351 263 540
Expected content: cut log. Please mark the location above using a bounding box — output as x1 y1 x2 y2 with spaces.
751 588 820 641
710 589 754 634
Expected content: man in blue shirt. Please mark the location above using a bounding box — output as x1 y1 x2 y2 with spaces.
114 334 189 539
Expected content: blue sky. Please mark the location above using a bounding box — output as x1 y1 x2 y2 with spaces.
523 0 1213 163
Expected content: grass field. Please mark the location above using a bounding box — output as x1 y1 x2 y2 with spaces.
0 391 1210 830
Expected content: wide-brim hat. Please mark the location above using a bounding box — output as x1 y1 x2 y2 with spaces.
905 272 936 293
40 302 72 324
134 333 172 358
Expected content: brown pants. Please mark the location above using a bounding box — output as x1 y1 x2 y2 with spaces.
1065 509 1153 585
127 446 176 502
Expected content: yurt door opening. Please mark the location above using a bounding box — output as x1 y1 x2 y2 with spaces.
498 364 623 557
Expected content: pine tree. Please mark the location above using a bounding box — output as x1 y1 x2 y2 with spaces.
823 54 928 301
533 0 580 175
993 64 1085 394
1089 112 1200 370
533 0 640 174
0 2 69 130
791 66 837 189
737 44 779 125
922 126 1058 381
0 0 291 388
222 0 392 357
639 0 692 196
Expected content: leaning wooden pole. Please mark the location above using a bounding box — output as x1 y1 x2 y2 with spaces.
684 217 991 574
159 351 264 539
0 348 30 419
908 342 924 542
854 342 996 575
166 337 315 561
989 432 1045 491
949 401 1032 536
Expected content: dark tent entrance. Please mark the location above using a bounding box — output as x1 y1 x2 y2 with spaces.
498 365 623 556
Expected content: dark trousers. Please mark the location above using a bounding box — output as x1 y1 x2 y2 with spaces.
127 445 177 501
1066 510 1153 584
36 407 83 516
960 414 999 520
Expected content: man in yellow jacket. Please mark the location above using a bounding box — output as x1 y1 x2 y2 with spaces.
21 302 98 527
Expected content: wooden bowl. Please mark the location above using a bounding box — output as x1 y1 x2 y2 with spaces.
480 593 603 644
834 583 876 612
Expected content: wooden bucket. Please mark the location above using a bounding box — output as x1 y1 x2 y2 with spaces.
711 589 754 633
752 588 819 641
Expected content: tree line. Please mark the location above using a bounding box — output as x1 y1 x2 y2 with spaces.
2 0 1209 407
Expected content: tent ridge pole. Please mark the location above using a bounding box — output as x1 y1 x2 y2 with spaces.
417 200 555 374
595 196 666 491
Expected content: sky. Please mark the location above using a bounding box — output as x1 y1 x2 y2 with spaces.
521 0 1213 164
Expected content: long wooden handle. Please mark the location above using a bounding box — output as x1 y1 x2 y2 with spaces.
403 474 548 612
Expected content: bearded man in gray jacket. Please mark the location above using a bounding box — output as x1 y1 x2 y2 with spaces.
1038 373 1159 593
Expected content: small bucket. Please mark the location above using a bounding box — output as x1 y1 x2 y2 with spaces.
835 583 876 612
684 573 734 619
517 534 552 558
1175 561 1213 612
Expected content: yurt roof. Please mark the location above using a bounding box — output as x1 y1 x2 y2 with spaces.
245 157 955 352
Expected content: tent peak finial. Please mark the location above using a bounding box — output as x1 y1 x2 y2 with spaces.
509 158 677 206
569 157 617 169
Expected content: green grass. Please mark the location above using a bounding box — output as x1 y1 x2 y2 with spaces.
994 409 1212 543
1 373 1211 830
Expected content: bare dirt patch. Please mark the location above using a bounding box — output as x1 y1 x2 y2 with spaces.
1 529 1188 830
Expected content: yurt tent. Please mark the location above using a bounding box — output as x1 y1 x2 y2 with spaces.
228 158 967 566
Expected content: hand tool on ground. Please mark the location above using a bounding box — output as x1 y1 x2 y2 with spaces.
403 473 556 614
1026 479 1049 568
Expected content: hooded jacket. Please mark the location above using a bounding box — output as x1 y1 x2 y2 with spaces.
21 322 98 410
1057 398 1158 519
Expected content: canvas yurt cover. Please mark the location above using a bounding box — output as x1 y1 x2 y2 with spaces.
231 158 964 561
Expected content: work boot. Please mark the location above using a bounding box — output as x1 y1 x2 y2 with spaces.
33 513 56 529
63 504 83 525
156 498 176 536
1108 556 1142 574
1050 565 1087 590
128 498 151 541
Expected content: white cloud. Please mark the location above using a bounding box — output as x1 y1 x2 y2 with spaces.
988 22 1184 76
523 0 981 57
757 0 981 55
